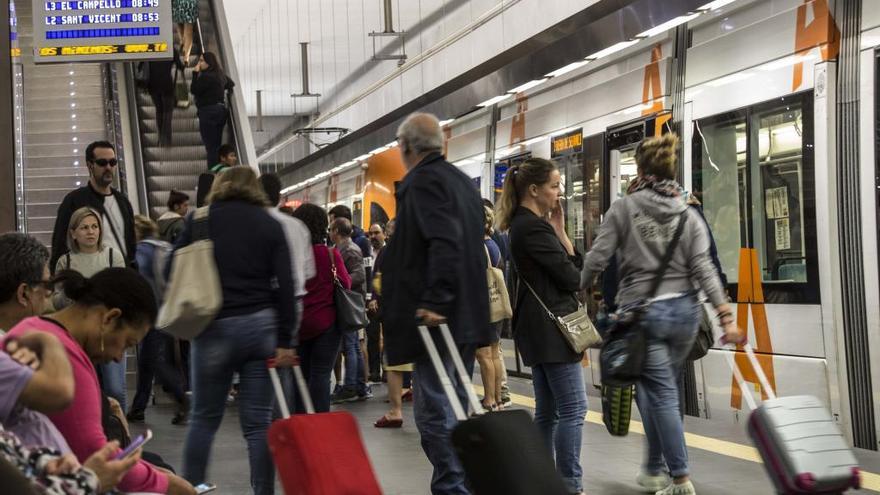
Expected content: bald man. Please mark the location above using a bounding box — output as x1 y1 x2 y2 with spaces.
380 113 493 494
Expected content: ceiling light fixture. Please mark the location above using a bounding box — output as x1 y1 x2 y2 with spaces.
507 78 548 94
477 94 513 107
637 13 701 38
698 0 738 11
585 40 640 61
544 60 589 78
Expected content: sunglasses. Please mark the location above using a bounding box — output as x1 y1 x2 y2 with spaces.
92 158 118 168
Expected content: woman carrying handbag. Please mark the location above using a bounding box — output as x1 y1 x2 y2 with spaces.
579 134 743 495
495 157 589 495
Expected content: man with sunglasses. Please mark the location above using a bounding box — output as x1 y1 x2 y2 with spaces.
50 141 137 273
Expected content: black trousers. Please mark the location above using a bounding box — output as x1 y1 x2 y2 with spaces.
197 103 228 168
366 317 382 379
149 88 175 146
130 329 187 413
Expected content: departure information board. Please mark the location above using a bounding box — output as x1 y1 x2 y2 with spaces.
33 0 173 63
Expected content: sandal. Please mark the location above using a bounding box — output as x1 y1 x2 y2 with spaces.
374 415 403 428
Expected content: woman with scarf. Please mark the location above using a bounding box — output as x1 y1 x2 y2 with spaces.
579 133 743 495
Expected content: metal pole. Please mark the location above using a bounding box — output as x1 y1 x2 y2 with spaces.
256 90 264 131
300 42 310 95
383 0 394 33
0 0 16 231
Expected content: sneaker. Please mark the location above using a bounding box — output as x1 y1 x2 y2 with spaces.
331 387 358 404
499 396 513 409
357 385 374 401
332 384 343 396
655 481 695 495
636 473 669 493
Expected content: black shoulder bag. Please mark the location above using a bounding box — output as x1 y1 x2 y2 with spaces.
600 210 688 387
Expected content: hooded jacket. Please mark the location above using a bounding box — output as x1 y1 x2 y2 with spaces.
581 189 726 308
157 211 185 244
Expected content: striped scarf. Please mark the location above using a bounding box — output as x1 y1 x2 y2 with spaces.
626 175 682 198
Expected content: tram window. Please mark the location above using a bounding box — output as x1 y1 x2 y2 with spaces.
617 149 638 200
692 92 818 303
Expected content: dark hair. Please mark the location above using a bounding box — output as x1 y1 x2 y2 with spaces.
202 52 225 81
328 204 352 221
55 268 158 327
331 217 353 238
293 203 329 245
167 190 190 211
636 133 679 180
206 166 270 206
85 141 115 162
259 173 282 206
495 157 556 231
218 144 236 158
0 233 49 303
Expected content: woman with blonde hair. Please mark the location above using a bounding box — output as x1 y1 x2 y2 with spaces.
580 133 743 495
55 206 128 413
475 205 504 411
177 165 297 495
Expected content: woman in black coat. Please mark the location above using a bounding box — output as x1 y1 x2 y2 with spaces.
191 51 235 169
496 157 587 495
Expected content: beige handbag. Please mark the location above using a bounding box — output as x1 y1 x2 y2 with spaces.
156 206 222 340
486 247 513 323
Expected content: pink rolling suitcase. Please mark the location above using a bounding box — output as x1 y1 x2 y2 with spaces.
725 344 861 494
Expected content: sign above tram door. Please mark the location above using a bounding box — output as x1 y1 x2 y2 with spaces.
551 129 583 158
33 0 173 63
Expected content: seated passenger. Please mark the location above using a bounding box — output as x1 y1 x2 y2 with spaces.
177 166 297 495
3 268 196 495
292 203 352 413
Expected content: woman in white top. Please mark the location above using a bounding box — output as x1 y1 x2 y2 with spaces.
55 207 126 276
55 206 128 412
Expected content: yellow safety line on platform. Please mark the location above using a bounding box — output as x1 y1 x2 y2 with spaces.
473 385 880 492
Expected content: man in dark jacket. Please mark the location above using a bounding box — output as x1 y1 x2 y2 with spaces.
381 113 492 495
50 141 136 273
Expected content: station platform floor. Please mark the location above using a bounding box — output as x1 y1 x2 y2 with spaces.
131 374 880 495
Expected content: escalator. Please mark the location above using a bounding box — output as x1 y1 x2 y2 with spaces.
125 0 255 219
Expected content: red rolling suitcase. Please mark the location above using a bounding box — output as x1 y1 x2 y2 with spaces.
267 361 383 495
725 344 861 494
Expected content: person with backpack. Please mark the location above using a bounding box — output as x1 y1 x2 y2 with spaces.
158 190 190 244
579 134 743 495
127 215 189 425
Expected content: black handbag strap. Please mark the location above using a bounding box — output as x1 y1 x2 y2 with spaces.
647 211 688 300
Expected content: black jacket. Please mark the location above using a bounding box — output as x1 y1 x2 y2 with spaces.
50 183 136 274
190 70 234 108
509 207 584 366
381 153 492 365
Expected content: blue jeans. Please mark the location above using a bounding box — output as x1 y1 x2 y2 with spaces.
98 359 127 413
297 323 342 413
412 335 477 495
342 330 367 394
634 294 700 478
183 309 278 495
532 362 588 494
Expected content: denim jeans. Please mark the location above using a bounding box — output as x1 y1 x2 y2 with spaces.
130 328 186 413
532 362 588 494
634 293 700 478
342 330 367 394
98 359 127 413
297 323 342 413
197 103 228 168
183 308 278 495
412 334 477 495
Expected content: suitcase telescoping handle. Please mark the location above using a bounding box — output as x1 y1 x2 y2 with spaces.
268 358 315 418
723 343 777 411
417 323 485 421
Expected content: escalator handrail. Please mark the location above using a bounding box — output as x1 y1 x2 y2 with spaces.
121 63 150 217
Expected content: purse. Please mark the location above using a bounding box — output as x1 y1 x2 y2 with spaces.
486 246 513 323
156 206 222 340
687 305 714 361
518 273 602 354
329 247 369 332
174 66 191 109
600 210 687 387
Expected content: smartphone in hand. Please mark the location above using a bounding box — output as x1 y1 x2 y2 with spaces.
114 430 152 460
195 482 217 494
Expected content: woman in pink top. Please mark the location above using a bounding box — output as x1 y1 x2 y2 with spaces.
292 203 352 413
5 268 196 495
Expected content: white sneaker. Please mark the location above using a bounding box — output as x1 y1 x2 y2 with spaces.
655 480 696 495
636 473 670 493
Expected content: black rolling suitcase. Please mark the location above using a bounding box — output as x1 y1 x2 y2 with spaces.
417 323 570 495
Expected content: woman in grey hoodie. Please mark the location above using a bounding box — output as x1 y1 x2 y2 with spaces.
581 133 743 495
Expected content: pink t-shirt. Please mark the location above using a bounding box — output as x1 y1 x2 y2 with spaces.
4 316 169 494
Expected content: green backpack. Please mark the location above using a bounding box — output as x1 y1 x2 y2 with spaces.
602 384 635 436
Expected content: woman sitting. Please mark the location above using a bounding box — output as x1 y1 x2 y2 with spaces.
3 268 195 495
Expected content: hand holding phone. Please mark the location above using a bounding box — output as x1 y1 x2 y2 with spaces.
114 429 152 460
195 482 217 494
